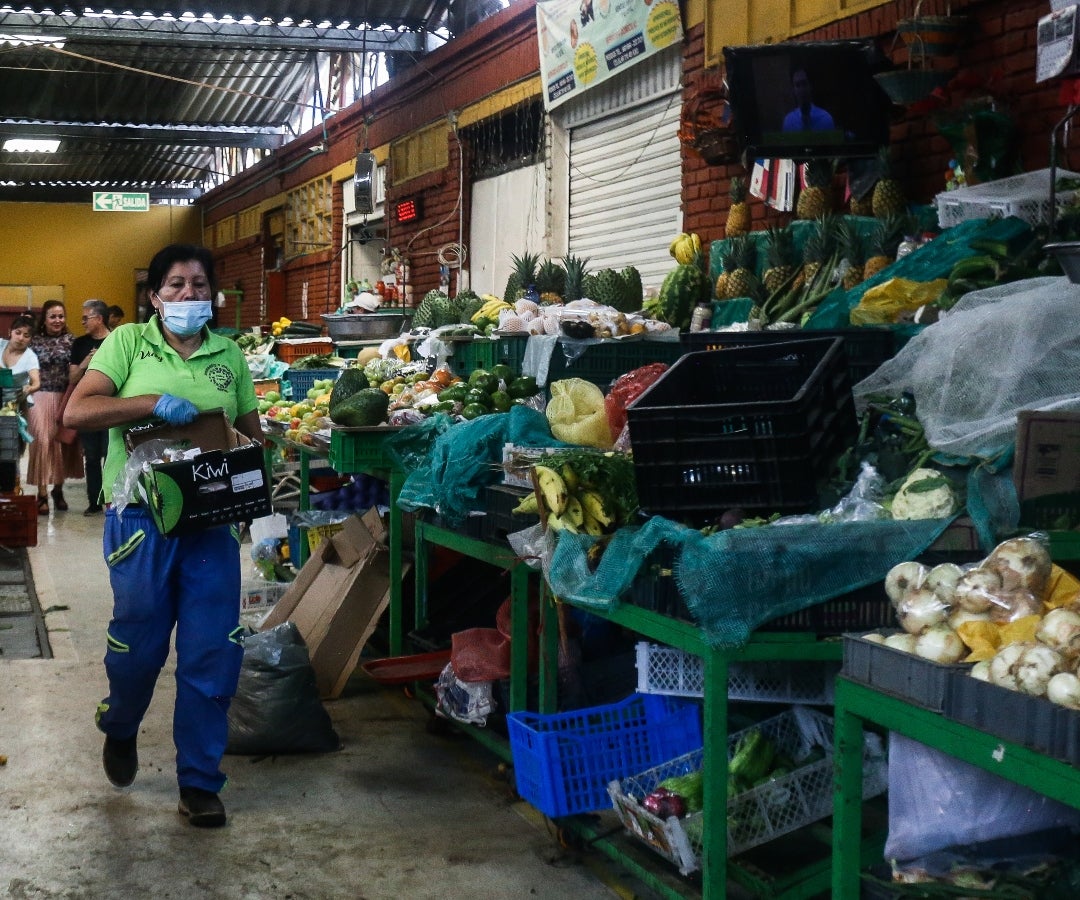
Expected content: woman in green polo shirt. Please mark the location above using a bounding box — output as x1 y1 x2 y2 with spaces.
63 243 263 829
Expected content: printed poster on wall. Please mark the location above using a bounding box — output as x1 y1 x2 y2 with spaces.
536 0 683 110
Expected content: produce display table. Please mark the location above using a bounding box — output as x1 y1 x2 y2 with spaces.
549 597 853 900
831 677 1080 898
328 426 408 654
412 520 547 761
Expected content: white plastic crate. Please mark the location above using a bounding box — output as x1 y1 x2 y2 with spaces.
607 706 888 874
635 642 840 704
935 168 1080 228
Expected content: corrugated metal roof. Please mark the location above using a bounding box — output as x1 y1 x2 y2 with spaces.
0 1 507 203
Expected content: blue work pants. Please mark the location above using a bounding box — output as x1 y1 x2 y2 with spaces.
96 506 243 793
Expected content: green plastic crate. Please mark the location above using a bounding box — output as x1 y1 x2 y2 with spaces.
329 425 405 473
446 336 529 378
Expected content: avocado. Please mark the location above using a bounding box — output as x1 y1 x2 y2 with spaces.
328 366 371 415
329 387 389 427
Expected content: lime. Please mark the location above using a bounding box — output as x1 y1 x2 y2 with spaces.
491 363 515 384
461 403 487 420
490 390 512 412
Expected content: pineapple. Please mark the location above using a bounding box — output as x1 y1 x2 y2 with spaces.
837 219 866 290
714 243 734 299
535 258 566 304
796 216 837 291
849 192 874 217
726 176 751 237
796 159 835 220
503 251 540 303
724 235 760 300
871 147 907 219
863 214 909 280
561 254 589 303
761 225 797 294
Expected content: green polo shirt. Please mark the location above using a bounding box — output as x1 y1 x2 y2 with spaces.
90 320 258 502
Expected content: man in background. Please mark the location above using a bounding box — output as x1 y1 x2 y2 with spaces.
107 305 125 329
69 299 111 514
782 68 835 133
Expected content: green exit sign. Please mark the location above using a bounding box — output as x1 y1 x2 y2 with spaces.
92 191 150 212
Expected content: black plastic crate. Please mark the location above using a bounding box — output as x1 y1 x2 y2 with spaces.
944 670 1078 765
481 484 534 543
0 417 19 462
842 631 972 713
621 546 691 620
681 327 896 385
758 584 893 634
625 338 857 526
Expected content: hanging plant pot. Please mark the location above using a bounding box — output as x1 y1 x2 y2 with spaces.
897 2 970 57
875 68 955 106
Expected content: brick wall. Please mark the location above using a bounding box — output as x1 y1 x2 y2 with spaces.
683 0 1069 241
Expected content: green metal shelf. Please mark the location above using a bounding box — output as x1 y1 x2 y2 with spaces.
831 677 1080 899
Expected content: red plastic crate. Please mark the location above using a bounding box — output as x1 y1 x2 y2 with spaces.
0 494 38 547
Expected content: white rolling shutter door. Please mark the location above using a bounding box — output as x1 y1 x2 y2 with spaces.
569 94 681 291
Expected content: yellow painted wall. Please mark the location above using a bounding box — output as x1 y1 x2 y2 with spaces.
0 203 200 323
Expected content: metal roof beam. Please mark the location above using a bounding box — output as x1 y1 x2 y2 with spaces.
0 11 424 53
0 120 286 149
0 184 203 202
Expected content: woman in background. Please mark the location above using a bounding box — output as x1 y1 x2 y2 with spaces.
28 300 83 514
0 315 41 401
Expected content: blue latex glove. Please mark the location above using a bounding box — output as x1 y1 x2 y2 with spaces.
154 394 199 425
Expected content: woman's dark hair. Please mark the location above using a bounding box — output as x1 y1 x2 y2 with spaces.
35 300 68 337
146 244 217 294
10 315 34 334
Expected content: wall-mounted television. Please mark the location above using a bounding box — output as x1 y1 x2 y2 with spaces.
723 40 893 160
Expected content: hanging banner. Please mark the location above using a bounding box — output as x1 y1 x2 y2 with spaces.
536 0 683 110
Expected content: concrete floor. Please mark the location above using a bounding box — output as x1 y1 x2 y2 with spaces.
0 485 637 900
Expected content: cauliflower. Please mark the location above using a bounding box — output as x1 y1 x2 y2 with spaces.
890 467 956 520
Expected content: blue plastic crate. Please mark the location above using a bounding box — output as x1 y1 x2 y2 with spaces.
506 693 701 819
282 368 340 400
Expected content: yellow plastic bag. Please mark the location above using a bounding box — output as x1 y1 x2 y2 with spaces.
545 378 613 449
850 277 948 325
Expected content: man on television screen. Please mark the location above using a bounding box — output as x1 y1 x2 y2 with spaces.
782 68 835 132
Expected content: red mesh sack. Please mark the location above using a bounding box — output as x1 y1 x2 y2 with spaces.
495 595 541 670
605 363 669 437
450 628 510 682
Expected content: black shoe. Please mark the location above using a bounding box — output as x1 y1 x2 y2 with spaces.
178 787 227 828
51 488 68 511
83 505 102 516
102 735 138 787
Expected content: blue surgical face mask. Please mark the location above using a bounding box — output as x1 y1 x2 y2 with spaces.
160 300 212 336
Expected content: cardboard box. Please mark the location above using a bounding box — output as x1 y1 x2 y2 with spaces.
124 409 272 536
240 580 290 612
1014 410 1080 501
260 508 400 699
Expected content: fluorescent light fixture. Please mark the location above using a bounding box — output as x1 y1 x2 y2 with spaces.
3 139 61 153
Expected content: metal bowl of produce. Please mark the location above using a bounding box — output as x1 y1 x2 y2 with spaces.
1044 242 1080 284
321 311 406 340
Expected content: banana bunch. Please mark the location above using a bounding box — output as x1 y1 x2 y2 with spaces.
669 232 702 266
521 464 617 536
470 296 513 326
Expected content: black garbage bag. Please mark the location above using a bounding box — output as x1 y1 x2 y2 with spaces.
226 621 342 755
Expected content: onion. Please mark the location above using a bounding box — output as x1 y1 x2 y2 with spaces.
953 568 1002 614
925 562 964 605
883 632 918 654
914 625 966 664
1014 642 1065 696
988 588 1043 624
861 632 887 644
885 561 928 605
1046 672 1080 710
947 607 992 631
970 660 992 682
988 642 1026 690
1035 607 1080 661
897 586 948 635
985 536 1052 598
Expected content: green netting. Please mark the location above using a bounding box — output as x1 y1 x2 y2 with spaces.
806 217 989 329
547 515 953 650
394 405 569 527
